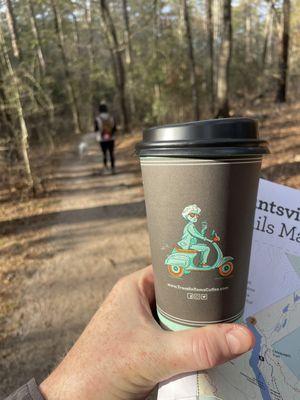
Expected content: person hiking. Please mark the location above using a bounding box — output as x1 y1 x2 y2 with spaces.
95 102 116 174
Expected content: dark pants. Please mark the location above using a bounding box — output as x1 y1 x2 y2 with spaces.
100 140 115 169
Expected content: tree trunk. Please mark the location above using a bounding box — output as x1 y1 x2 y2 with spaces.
51 0 82 134
152 0 162 123
262 2 273 70
84 0 94 130
85 0 97 65
28 0 46 74
0 24 33 189
72 12 81 58
100 0 130 133
206 0 214 114
28 0 55 151
122 0 133 65
153 0 160 53
245 4 251 63
5 0 22 60
0 77 17 155
122 0 135 116
216 0 232 118
183 0 200 120
213 0 222 97
276 0 291 103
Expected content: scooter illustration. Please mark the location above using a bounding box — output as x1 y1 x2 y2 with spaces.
165 231 234 278
164 204 234 279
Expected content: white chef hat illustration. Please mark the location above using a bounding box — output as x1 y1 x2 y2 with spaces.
182 204 201 220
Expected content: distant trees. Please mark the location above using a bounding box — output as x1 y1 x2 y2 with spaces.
261 1 274 70
216 0 232 117
5 0 22 60
122 0 135 119
205 0 214 114
0 22 33 189
28 0 46 75
0 0 297 193
183 0 200 120
100 0 131 133
51 0 82 134
276 0 291 102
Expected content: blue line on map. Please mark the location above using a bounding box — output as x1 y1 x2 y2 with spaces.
282 318 287 328
282 304 289 313
246 320 272 400
294 292 300 303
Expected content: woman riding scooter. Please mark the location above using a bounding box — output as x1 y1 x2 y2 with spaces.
177 204 213 266
165 204 233 278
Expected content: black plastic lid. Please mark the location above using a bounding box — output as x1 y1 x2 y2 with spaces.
136 118 269 158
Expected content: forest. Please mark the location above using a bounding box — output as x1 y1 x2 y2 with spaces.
0 0 297 193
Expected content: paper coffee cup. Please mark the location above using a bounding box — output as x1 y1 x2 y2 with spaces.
137 118 269 330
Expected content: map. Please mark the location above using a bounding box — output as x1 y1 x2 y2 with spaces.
158 179 300 400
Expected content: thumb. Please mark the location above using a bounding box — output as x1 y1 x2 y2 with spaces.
157 323 254 381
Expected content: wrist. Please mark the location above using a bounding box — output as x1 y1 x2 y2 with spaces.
39 375 59 400
39 366 86 400
39 355 121 400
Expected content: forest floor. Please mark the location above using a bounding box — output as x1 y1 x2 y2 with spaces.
0 101 299 398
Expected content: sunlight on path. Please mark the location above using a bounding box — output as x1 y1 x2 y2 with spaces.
0 147 150 396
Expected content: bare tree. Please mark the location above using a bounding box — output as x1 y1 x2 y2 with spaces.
153 0 160 52
83 0 95 130
0 72 16 158
245 3 252 63
122 0 135 116
28 0 46 74
51 0 82 134
72 12 81 58
122 0 133 65
183 0 200 120
262 1 274 70
152 0 162 122
5 0 22 60
0 23 33 189
100 0 130 133
206 0 214 114
26 0 55 151
85 0 96 65
216 0 232 118
276 0 291 102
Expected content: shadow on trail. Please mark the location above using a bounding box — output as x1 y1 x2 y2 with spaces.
266 131 299 142
0 222 147 258
46 181 142 197
263 117 300 133
0 200 146 236
272 143 300 155
46 163 140 182
262 161 300 180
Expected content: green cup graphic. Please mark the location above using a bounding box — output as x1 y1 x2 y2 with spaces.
136 118 269 331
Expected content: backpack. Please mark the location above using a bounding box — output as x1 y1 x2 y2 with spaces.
100 116 114 141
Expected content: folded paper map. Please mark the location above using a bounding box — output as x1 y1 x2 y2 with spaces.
158 179 300 400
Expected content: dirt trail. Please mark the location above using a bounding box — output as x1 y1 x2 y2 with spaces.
0 144 150 397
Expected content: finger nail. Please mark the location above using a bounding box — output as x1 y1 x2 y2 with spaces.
226 327 253 355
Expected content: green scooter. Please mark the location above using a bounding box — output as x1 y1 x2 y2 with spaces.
165 232 234 278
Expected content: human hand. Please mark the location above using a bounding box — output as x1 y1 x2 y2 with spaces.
40 266 254 400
